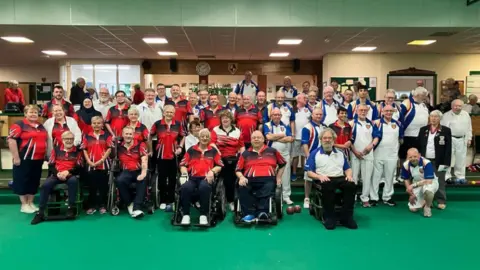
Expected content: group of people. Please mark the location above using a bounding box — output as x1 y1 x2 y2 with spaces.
7 72 473 230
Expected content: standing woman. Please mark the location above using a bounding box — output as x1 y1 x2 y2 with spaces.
77 98 102 134
185 120 202 151
127 107 149 144
8 105 48 213
418 110 452 210
210 110 245 211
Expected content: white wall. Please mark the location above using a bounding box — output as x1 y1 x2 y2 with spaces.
0 63 59 82
323 53 480 101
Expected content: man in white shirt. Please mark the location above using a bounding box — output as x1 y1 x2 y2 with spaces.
93 87 115 119
138 88 163 131
441 99 472 184
463 94 480 114
318 86 339 126
350 104 380 207
188 92 201 119
371 105 402 206
197 89 210 109
263 91 295 137
224 91 239 115
234 71 259 103
279 76 298 99
331 80 344 104
155 83 169 108
301 81 311 94
292 94 311 181
264 108 294 205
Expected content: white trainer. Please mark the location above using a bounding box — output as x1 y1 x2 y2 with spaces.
199 215 208 225
303 198 310 209
29 204 39 211
127 203 134 215
181 215 191 225
284 197 294 205
132 210 144 219
159 203 166 210
229 202 235 211
21 204 35 214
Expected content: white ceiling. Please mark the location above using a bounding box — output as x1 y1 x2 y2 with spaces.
1 25 480 65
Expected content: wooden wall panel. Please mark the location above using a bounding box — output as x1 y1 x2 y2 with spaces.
146 60 322 76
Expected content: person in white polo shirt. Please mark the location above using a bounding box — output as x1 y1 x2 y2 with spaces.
347 85 378 121
305 128 357 230
224 91 239 115
292 93 311 182
371 105 403 207
331 80 344 104
377 89 400 120
279 76 298 99
318 86 339 126
234 71 259 103
188 92 202 119
264 90 295 136
264 108 295 205
155 83 169 108
137 88 163 168
93 87 115 119
350 104 380 208
441 99 472 184
307 90 319 112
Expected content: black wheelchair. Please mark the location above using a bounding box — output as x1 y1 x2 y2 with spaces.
233 183 283 226
107 139 159 216
309 181 346 223
171 176 226 228
45 177 83 221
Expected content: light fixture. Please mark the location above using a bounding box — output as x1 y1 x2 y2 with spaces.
407 40 437 46
269 52 289 57
42 50 67 56
352 46 377 52
1 36 34 43
278 39 302 45
143 37 168 44
158 51 177 56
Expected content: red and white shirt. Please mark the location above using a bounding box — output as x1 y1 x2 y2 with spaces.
211 126 244 158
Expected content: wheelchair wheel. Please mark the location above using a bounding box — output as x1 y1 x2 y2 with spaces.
151 171 160 208
275 186 283 219
215 180 227 220
111 206 120 216
310 191 323 222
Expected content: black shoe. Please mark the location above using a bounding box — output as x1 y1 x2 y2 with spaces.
340 217 358 230
66 206 76 219
369 200 378 207
323 218 337 230
383 199 397 207
31 212 44 225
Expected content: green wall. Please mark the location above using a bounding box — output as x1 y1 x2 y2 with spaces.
0 0 479 27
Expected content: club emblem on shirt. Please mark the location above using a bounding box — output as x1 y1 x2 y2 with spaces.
392 124 397 129
194 108 199 115
366 124 371 129
304 108 308 113
419 167 424 174
283 107 288 112
280 126 285 132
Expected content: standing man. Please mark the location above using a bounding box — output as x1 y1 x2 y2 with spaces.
399 87 430 161
188 92 201 119
155 83 169 108
69 77 86 107
235 95 262 149
4 80 25 108
377 89 400 120
301 107 326 208
350 104 380 207
105 91 130 137
279 76 298 99
224 92 239 115
42 85 76 119
301 81 311 95
292 94 311 181
463 94 480 114
331 80 344 104
137 89 163 132
318 86 339 126
264 108 294 205
234 71 259 103
264 91 295 137
371 105 403 206
93 87 115 119
307 90 319 112
255 91 268 120
197 89 210 109
441 99 472 184
347 85 378 121
165 84 193 134
199 93 225 131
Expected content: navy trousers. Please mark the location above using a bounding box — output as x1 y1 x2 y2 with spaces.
180 177 212 215
238 177 275 216
114 170 146 210
39 175 78 210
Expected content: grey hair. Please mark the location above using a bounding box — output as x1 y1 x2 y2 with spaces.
323 86 334 93
198 128 211 138
451 99 464 106
9 80 18 85
385 89 396 96
128 107 139 115
320 128 337 142
429 110 443 118
412 87 428 97
76 77 85 83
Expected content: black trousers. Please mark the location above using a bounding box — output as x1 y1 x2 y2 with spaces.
238 177 275 216
220 157 238 203
114 170 146 210
87 170 109 208
39 175 78 210
149 140 158 171
317 176 356 219
399 136 420 159
157 158 177 204
12 159 43 195
180 177 211 215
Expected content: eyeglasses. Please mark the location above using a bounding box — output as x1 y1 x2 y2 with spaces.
63 137 74 141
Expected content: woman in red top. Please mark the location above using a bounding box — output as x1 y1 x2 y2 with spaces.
82 116 112 215
211 110 245 210
77 98 102 135
127 107 149 144
8 105 48 214
4 80 25 107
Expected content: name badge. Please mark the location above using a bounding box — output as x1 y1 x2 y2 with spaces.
439 136 445 145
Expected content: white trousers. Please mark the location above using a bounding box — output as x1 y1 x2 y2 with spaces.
372 158 398 201
446 137 467 179
407 181 439 209
280 153 291 199
351 156 374 203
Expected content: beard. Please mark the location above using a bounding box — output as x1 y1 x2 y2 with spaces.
99 96 110 103
322 142 333 152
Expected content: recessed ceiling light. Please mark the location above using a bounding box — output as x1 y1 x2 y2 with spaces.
269 52 289 57
352 46 377 52
278 39 302 45
1 36 34 43
143 37 168 44
158 51 177 56
408 40 437 46
42 50 67 56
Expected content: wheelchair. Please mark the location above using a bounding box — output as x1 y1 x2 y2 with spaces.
309 181 345 223
106 139 160 216
233 183 283 226
45 176 83 221
171 176 227 228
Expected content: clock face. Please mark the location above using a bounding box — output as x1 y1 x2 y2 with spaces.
196 61 211 76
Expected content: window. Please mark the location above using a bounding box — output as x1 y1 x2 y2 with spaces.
118 65 141 97
71 65 94 88
94 65 117 95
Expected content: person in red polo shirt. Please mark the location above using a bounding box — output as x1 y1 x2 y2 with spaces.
106 90 130 137
132 84 144 105
42 85 76 119
149 104 185 210
126 107 149 144
165 84 193 134
328 106 352 156
5 80 25 107
235 95 263 149
235 131 286 223
82 116 113 215
179 129 223 225
31 131 83 225
200 93 225 131
115 126 148 219
8 105 48 214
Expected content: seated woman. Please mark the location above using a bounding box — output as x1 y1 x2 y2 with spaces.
115 126 148 219
31 131 83 225
43 104 82 160
179 129 223 225
235 131 286 223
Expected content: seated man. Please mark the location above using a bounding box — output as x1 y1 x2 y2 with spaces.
305 128 357 230
179 129 223 225
235 131 286 223
31 131 83 225
115 126 148 219
401 148 438 217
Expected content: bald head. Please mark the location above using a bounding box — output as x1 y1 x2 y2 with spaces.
407 148 421 166
296 93 306 106
250 130 265 149
311 107 323 124
276 90 286 105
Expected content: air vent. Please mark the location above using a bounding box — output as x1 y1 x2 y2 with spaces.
197 55 216 59
429 32 458 37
